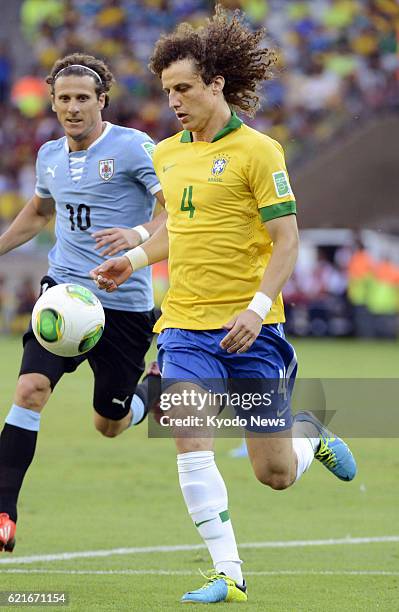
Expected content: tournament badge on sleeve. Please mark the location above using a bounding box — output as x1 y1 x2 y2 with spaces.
99 159 114 181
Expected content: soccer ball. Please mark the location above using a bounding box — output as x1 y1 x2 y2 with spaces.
32 283 105 357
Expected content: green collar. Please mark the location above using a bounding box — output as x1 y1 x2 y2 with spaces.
180 111 243 143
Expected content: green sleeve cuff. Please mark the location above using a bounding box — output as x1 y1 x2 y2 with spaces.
259 200 296 222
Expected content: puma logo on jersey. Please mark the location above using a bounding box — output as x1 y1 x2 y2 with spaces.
46 165 58 178
0 525 11 541
112 396 129 408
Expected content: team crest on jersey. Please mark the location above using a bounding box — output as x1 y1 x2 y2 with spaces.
211 155 229 177
99 159 114 181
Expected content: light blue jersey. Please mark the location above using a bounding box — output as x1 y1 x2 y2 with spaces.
35 122 161 311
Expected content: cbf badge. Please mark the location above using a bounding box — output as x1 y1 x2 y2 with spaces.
211 155 230 176
99 159 114 181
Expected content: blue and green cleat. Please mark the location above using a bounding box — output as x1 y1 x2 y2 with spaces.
181 570 247 604
294 411 357 481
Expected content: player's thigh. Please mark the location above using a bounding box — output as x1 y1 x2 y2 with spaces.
157 329 228 453
161 382 216 454
225 324 297 434
88 308 154 421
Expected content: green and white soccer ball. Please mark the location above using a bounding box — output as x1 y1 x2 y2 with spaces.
32 283 105 357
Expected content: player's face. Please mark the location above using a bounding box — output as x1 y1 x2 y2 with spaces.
52 75 105 147
161 59 221 133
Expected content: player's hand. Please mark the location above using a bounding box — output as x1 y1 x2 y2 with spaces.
92 228 143 257
90 256 133 292
220 310 263 353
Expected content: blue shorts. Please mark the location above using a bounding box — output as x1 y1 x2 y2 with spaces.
157 324 297 432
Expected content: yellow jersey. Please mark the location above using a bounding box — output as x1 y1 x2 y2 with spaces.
153 113 296 333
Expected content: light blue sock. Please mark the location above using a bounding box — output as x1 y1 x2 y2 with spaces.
5 404 41 432
129 395 145 427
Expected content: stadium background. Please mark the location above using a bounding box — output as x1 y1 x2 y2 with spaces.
0 1 398 610
0 0 398 338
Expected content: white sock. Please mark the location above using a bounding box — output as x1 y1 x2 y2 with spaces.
5 404 41 431
292 437 315 481
177 451 243 586
293 418 320 452
292 418 320 481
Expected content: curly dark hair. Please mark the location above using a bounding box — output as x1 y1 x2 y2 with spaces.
46 53 114 108
148 4 276 116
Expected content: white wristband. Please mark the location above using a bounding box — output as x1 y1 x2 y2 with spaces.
247 292 273 320
132 225 150 244
124 246 149 271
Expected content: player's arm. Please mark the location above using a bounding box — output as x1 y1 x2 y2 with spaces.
90 218 169 292
258 214 299 299
0 194 55 256
92 191 166 256
220 214 299 353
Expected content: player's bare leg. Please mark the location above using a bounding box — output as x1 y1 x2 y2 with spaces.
15 373 52 413
247 414 357 489
93 412 132 437
246 431 297 490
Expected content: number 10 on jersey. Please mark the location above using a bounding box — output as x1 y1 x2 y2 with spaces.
66 204 91 231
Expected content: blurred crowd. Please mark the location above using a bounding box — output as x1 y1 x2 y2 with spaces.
0 0 398 230
0 275 37 334
284 243 399 338
0 0 398 337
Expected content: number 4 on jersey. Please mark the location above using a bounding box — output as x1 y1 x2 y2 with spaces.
180 186 195 219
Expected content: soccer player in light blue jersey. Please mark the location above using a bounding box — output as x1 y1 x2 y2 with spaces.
0 54 164 552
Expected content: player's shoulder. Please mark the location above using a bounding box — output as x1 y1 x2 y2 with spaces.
153 132 182 159
107 123 155 158
37 136 67 159
240 124 284 155
108 123 154 145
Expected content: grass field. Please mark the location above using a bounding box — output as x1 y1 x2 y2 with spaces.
0 336 398 611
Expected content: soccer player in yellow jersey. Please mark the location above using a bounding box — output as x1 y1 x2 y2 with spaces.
92 5 357 604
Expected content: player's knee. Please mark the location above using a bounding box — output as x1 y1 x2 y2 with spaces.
253 464 292 490
15 374 51 410
94 419 118 437
266 472 292 491
93 412 127 438
101 429 119 438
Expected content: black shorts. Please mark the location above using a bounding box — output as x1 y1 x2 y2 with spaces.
20 276 155 419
